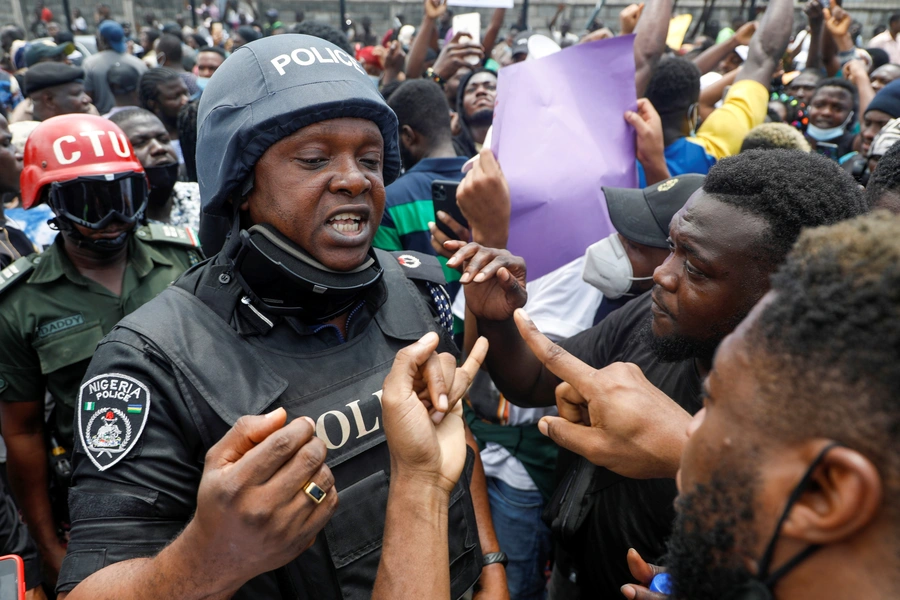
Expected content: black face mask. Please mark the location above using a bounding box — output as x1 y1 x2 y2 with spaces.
671 442 842 600
144 163 179 208
231 223 384 323
51 215 134 254
721 442 841 600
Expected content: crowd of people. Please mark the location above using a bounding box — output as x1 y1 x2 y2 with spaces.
0 0 899 599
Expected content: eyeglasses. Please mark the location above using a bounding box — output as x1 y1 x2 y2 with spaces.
49 172 148 230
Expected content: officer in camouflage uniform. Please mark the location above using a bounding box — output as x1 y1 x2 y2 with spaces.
0 114 201 583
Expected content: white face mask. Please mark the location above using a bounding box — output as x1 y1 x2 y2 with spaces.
582 233 654 299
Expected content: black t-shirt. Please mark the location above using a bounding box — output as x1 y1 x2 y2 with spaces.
557 291 702 598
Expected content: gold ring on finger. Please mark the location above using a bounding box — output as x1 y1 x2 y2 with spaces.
304 481 327 504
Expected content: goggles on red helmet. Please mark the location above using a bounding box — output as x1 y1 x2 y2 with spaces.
48 171 148 230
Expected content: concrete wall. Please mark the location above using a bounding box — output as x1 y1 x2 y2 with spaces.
3 0 898 43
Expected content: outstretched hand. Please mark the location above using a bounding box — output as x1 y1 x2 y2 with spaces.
445 243 527 321
513 309 690 480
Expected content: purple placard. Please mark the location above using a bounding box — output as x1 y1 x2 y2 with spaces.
492 35 638 280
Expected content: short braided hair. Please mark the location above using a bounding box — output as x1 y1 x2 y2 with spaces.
138 67 180 110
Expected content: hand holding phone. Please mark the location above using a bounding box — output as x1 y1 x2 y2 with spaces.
432 180 469 240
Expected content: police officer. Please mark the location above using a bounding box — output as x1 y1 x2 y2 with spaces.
58 35 504 599
0 114 202 583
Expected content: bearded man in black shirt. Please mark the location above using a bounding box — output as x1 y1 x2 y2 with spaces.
445 149 868 598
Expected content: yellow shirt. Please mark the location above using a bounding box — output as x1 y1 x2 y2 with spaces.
690 78 770 160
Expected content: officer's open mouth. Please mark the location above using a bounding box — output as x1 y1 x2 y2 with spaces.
327 212 366 233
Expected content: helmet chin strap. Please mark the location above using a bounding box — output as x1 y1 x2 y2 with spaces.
224 197 384 323
51 216 133 254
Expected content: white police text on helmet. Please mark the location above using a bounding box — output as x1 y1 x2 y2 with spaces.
52 130 132 166
270 45 366 77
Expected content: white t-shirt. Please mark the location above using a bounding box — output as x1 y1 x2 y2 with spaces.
453 255 604 490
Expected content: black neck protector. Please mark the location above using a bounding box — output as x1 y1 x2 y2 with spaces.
50 216 134 253
229 222 384 323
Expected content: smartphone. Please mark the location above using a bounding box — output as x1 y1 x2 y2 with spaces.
431 180 469 240
453 12 482 64
815 142 839 162
0 555 25 600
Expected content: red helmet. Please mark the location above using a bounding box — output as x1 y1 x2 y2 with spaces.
20 114 144 209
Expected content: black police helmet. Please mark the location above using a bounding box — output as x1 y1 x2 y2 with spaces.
196 34 400 252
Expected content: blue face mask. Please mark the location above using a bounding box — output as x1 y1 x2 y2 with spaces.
196 76 210 91
806 111 855 141
368 74 381 88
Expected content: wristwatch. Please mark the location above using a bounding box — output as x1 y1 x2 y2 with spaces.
482 551 509 568
424 67 446 87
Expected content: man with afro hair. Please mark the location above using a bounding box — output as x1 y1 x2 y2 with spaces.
446 148 869 599
740 122 811 152
658 210 900 600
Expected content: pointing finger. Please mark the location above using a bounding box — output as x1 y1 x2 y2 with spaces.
514 308 598 386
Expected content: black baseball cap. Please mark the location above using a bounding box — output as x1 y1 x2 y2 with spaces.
511 32 530 57
107 62 140 94
24 41 74 68
24 62 85 96
602 174 705 249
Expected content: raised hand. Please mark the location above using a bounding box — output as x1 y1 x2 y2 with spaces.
456 148 510 248
624 98 669 184
823 2 852 39
382 332 488 492
803 0 824 26
733 20 758 45
433 31 485 80
424 0 448 21
619 3 644 36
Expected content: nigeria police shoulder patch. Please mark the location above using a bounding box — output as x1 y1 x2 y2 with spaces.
77 373 150 471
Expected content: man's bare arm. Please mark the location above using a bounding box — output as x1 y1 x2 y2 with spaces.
633 0 674 97
736 0 794 86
